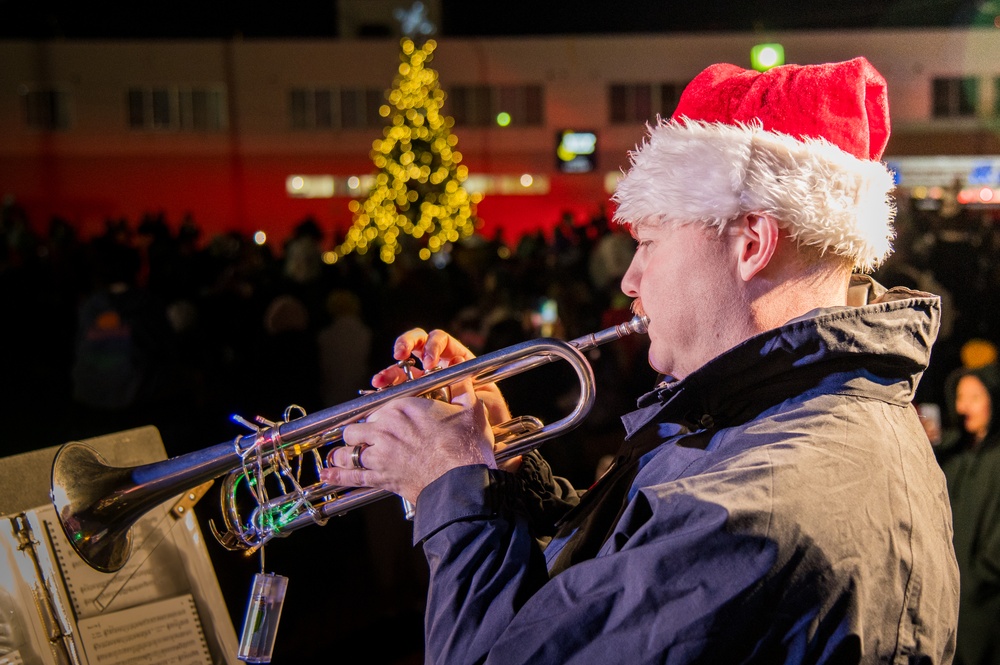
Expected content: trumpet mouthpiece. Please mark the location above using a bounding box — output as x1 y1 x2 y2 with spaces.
631 315 650 335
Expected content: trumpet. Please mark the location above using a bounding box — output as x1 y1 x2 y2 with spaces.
50 315 649 574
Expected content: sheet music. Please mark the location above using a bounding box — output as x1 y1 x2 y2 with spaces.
75 595 211 665
1 431 240 665
31 504 189 621
2 502 239 665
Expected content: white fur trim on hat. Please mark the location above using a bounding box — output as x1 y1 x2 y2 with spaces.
612 119 896 272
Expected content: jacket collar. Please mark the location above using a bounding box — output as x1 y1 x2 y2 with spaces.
623 277 941 439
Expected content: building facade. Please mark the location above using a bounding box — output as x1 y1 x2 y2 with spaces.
2 28 999 246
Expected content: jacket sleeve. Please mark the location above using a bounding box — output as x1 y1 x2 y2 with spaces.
412 464 783 665
413 464 552 664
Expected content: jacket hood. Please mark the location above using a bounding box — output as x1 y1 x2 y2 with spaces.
625 278 940 437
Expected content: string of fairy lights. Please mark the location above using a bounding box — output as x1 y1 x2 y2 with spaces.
335 38 483 264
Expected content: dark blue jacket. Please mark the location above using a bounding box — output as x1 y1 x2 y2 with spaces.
413 278 959 664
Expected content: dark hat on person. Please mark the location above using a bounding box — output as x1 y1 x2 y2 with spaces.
612 57 896 272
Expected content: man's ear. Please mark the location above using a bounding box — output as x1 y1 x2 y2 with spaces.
735 213 781 282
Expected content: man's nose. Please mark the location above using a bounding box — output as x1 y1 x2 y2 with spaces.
621 262 639 296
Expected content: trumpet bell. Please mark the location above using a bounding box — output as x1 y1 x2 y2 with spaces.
50 441 136 573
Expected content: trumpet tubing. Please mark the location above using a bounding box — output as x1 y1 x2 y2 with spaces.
50 315 649 573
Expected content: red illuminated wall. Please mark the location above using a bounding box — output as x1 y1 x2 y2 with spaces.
3 153 615 249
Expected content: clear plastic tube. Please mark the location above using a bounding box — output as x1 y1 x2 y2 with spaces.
237 573 288 663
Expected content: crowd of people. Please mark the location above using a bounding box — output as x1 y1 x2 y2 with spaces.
0 200 652 464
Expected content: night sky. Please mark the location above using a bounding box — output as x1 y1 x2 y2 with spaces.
0 0 989 39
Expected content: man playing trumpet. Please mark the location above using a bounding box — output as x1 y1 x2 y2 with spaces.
323 57 959 664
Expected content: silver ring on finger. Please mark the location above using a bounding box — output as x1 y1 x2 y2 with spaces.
351 443 370 470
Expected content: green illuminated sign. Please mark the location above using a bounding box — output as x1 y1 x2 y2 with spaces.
751 44 785 72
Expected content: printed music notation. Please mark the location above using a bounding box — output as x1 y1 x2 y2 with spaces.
75 595 211 665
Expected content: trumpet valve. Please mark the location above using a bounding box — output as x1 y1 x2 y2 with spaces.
398 358 451 401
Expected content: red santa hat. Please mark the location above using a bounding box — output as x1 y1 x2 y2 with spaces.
612 57 896 272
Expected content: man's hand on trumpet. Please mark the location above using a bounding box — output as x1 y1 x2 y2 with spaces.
321 390 495 506
320 327 515 506
372 327 511 426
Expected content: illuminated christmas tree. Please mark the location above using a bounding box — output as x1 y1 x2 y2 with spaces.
336 38 482 264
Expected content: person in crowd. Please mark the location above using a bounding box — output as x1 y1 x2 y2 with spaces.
70 233 179 434
935 362 1000 665
317 288 373 406
253 292 321 416
920 337 999 446
321 57 959 663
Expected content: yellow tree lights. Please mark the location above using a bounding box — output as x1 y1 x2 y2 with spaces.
337 38 482 264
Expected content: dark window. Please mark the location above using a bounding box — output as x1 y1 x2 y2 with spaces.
340 88 363 128
128 86 226 131
22 87 69 130
659 83 684 118
290 89 309 129
610 83 651 123
609 82 687 124
466 85 492 126
127 89 145 128
292 87 383 130
450 85 543 127
524 85 543 125
496 85 545 126
180 89 225 130
314 89 334 129
366 89 385 126
932 77 978 118
151 89 172 129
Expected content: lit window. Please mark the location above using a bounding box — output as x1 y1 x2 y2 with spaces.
462 174 549 195
286 175 335 198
